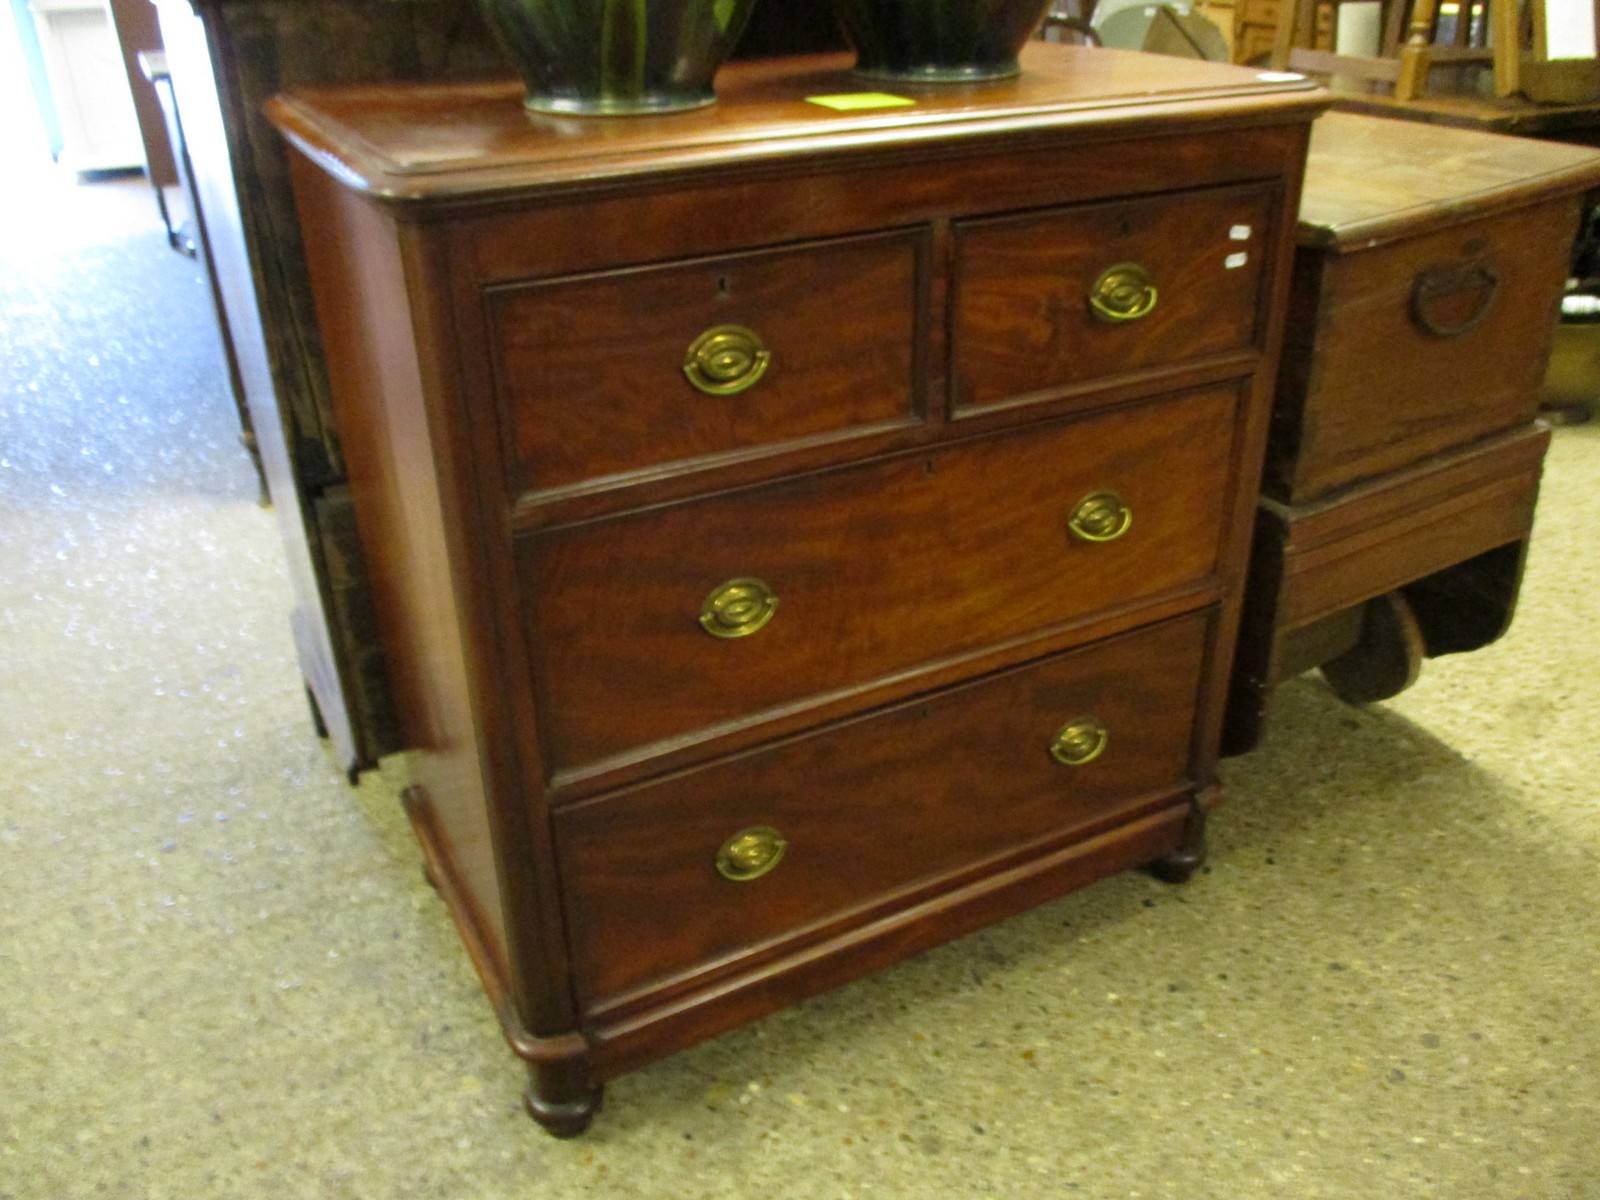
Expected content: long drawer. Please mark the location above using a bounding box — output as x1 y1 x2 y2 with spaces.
554 610 1210 1016
519 385 1240 777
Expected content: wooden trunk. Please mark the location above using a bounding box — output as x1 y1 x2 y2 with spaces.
1226 112 1600 752
268 46 1323 1134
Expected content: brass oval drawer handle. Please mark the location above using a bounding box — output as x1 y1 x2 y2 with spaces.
700 577 779 639
684 324 771 395
1089 262 1158 323
716 826 787 881
1068 489 1132 543
1050 716 1108 767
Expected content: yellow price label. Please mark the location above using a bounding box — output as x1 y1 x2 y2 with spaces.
805 92 917 111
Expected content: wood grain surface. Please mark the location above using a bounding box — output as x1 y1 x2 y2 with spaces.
954 183 1274 413
1269 195 1577 502
266 44 1323 203
490 230 923 496
270 50 1318 1127
520 386 1239 779
1299 111 1600 250
555 611 1208 1013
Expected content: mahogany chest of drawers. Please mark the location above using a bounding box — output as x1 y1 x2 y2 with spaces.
269 46 1322 1134
1225 113 1600 748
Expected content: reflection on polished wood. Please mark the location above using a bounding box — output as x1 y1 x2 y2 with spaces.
271 45 1323 1134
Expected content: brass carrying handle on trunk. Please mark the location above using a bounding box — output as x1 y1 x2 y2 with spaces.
1410 262 1500 338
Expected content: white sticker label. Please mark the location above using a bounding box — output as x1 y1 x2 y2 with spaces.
1225 252 1249 269
1230 225 1253 241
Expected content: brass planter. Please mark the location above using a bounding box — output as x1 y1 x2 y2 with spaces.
832 0 1054 82
476 0 761 115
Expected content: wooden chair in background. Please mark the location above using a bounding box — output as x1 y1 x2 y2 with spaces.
1269 0 1496 97
1271 0 1600 100
1040 0 1102 44
1497 0 1600 100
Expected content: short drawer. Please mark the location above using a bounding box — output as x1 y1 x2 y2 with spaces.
488 231 922 497
554 610 1209 1014
952 184 1274 414
519 384 1239 776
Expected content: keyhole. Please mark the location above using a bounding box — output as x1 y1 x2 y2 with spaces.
1117 216 1133 238
716 275 731 299
924 459 936 476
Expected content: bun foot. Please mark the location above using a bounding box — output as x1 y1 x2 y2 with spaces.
524 1077 603 1138
1146 811 1207 884
1147 839 1206 884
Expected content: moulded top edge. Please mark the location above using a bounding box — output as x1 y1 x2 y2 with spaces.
1297 110 1600 251
265 45 1326 205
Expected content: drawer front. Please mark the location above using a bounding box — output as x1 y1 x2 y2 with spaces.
1273 426 1548 631
952 184 1273 414
520 385 1238 775
488 231 922 497
555 611 1209 1013
1272 196 1577 502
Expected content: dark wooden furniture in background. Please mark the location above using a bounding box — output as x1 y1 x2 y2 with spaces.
1224 111 1600 752
139 49 268 500
146 0 847 776
150 0 515 774
269 45 1323 1133
1234 0 1329 63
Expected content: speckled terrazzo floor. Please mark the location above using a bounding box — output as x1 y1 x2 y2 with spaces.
3 164 1598 1200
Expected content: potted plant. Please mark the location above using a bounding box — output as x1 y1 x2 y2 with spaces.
477 0 761 114
832 0 1054 81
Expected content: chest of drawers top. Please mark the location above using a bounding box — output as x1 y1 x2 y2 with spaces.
271 46 1322 207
